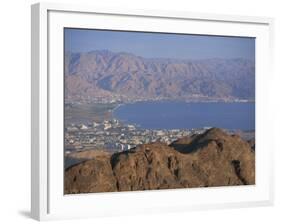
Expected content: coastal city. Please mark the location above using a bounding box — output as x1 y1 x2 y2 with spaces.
63 29 256 193
64 117 211 154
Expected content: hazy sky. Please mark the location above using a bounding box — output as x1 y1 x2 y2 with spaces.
64 28 255 60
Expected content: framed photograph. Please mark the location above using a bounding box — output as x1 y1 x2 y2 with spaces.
31 2 274 221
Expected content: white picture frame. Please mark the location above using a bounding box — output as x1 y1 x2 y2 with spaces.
31 2 274 221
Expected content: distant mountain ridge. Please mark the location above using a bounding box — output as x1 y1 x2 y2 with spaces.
65 50 255 102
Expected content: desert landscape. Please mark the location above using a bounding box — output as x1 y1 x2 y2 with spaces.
64 29 255 194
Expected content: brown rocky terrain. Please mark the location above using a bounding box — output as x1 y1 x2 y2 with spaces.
65 50 255 102
64 128 255 194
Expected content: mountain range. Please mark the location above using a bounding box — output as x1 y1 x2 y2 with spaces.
65 50 255 102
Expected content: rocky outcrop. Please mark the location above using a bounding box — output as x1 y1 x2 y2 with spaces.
64 128 255 194
64 154 117 193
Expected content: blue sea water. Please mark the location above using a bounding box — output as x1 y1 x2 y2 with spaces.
113 101 255 131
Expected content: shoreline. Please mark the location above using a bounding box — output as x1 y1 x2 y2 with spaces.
110 99 255 114
110 100 255 132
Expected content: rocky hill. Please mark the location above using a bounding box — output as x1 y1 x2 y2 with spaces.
64 128 255 194
65 50 255 102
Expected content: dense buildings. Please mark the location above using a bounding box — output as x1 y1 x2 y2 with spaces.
64 118 210 153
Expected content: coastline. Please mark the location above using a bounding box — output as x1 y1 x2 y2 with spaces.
64 100 255 159
111 100 255 131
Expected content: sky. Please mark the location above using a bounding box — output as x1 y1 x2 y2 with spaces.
64 28 255 60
